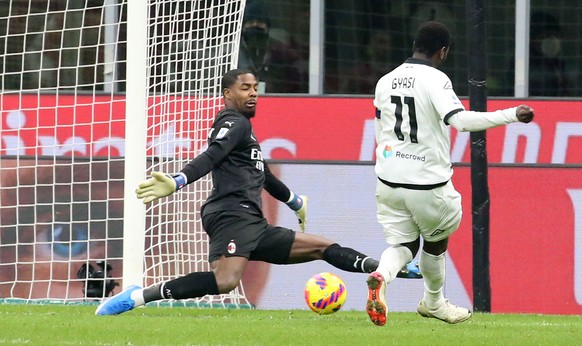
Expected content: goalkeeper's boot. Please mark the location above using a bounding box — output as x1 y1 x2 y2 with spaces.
417 299 472 324
95 285 142 315
396 258 423 279
366 271 387 326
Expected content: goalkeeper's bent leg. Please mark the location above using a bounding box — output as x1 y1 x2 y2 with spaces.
322 243 379 273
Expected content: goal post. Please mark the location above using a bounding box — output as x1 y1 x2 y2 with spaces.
123 0 148 290
0 0 250 308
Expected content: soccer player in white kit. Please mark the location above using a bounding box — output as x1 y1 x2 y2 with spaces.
365 21 534 326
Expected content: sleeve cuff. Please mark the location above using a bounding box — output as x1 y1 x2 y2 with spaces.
173 173 188 191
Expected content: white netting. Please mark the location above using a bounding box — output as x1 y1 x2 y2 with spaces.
142 0 249 308
0 0 127 302
0 0 250 308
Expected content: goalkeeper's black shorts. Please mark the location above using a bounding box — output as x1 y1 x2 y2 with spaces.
202 210 295 264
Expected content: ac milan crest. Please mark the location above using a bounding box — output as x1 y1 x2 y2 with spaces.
227 240 236 254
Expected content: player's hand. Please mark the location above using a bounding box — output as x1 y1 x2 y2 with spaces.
135 171 177 204
516 105 534 123
295 195 308 232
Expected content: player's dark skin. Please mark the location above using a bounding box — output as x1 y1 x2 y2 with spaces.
403 46 534 257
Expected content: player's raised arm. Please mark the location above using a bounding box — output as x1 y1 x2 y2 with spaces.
447 105 535 132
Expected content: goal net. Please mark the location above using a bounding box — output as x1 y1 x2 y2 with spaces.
0 0 250 308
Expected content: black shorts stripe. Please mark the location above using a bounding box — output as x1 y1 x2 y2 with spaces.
378 177 448 190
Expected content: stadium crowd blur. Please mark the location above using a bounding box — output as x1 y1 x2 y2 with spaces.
0 0 580 97
528 12 571 96
237 1 308 93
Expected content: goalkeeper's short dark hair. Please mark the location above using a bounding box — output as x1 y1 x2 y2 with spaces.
413 21 451 56
222 68 255 93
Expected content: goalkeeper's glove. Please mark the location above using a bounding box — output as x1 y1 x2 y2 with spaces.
135 172 186 204
286 192 308 232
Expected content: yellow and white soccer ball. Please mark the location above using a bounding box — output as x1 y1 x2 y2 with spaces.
304 272 347 315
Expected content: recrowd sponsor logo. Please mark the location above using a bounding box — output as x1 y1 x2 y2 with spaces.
383 145 426 162
394 150 426 162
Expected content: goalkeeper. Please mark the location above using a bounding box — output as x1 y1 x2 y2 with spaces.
96 68 380 315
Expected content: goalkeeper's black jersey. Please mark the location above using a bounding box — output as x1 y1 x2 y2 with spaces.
180 108 291 218
193 109 266 217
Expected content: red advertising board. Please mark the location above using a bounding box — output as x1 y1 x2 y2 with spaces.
2 94 582 164
253 97 582 163
0 95 126 157
451 166 582 314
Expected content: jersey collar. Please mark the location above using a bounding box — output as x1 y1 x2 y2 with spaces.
404 57 434 67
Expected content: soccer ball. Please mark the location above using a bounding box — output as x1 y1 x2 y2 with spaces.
304 272 347 315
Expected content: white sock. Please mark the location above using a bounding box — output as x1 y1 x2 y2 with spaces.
419 250 446 308
376 245 413 284
130 289 145 307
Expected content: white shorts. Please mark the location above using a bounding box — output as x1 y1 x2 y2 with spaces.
375 179 462 245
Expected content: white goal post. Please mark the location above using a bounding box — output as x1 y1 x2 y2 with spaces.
0 0 250 308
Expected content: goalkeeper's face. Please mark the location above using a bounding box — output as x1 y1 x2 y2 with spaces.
225 73 259 118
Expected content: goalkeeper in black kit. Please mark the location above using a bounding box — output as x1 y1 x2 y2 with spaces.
96 68 379 315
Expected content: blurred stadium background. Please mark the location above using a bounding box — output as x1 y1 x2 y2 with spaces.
2 0 581 96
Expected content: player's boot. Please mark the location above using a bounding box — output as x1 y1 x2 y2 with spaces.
95 285 142 315
417 299 472 324
366 271 387 326
396 258 423 279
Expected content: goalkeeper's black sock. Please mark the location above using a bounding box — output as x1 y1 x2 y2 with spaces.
322 243 379 273
143 272 219 302
142 284 163 303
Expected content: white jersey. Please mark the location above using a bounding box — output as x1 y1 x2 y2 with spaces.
374 58 464 188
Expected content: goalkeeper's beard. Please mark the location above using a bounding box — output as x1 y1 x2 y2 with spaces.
241 107 256 118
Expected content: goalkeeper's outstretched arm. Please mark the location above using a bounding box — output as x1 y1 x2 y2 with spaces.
135 143 225 204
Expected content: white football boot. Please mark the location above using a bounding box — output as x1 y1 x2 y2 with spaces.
417 299 472 324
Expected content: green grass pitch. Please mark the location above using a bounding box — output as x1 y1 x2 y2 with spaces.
0 305 580 345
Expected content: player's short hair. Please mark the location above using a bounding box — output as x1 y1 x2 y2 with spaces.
413 21 450 56
221 68 255 93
